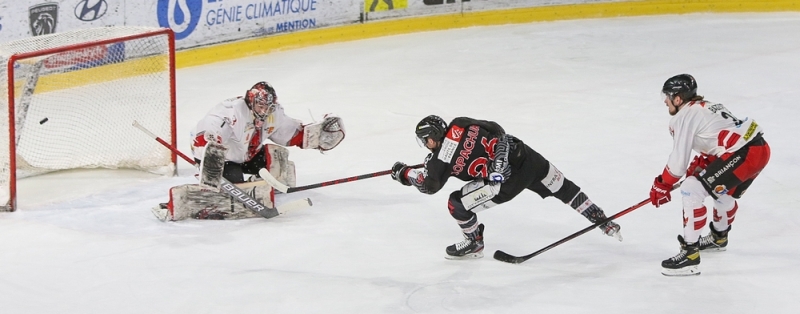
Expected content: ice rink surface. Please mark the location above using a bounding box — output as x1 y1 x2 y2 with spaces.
2 12 800 313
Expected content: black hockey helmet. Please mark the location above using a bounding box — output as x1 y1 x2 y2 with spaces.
245 81 277 119
415 115 448 147
662 74 697 100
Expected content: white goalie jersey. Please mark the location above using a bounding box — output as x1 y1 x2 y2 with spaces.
191 97 302 163
665 100 764 178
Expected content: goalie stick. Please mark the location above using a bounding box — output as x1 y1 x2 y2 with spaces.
493 182 683 264
133 120 310 219
258 164 424 193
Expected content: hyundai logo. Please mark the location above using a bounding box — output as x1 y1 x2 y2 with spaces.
75 0 108 22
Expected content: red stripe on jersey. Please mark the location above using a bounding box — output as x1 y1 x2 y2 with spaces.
725 133 741 149
246 128 262 161
717 130 729 147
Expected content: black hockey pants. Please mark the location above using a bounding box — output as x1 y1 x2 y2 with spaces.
448 142 581 222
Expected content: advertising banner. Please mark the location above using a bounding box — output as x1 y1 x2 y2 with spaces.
148 0 361 49
0 0 124 43
0 0 362 50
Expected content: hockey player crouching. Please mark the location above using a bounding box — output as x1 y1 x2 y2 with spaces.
391 115 622 260
152 81 345 221
649 74 770 276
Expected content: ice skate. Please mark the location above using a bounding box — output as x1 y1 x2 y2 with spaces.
698 222 730 252
445 224 485 260
599 220 623 242
661 235 701 276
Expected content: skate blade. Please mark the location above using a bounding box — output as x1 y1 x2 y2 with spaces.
700 247 727 252
445 251 484 260
610 231 623 242
661 265 701 277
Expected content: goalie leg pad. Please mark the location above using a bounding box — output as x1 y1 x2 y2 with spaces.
199 142 227 189
155 184 275 221
266 144 297 187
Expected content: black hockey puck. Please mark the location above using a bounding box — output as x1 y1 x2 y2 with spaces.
39 117 49 124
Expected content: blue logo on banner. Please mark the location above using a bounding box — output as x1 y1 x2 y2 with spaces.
157 0 203 40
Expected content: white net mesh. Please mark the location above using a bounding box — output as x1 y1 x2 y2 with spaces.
0 26 176 209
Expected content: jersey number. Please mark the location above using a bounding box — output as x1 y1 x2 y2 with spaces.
465 137 499 178
719 108 744 127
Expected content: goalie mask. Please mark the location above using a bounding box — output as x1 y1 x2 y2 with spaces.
245 81 277 121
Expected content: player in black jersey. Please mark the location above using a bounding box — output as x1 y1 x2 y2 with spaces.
391 115 622 259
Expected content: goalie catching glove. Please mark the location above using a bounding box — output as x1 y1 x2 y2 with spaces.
302 114 345 151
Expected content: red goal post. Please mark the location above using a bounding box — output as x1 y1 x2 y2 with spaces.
1 27 178 212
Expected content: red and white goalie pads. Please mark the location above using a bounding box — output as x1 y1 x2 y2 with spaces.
151 184 275 221
302 115 345 151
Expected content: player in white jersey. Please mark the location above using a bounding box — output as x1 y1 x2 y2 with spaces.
648 74 770 276
152 81 346 221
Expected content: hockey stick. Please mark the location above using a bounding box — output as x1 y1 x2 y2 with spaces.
493 183 683 264
258 164 424 193
133 120 309 219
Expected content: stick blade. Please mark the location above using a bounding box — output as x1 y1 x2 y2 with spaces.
493 250 527 264
277 198 313 215
258 168 290 193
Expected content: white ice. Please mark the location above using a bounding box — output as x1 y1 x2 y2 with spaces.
2 12 800 313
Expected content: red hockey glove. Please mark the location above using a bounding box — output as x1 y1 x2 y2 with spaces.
686 154 711 177
650 175 673 208
391 162 411 186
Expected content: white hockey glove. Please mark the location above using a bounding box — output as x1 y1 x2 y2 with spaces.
302 114 346 151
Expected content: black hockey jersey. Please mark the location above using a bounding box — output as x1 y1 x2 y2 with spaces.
410 117 505 194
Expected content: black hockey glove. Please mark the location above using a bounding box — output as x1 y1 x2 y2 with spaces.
488 134 513 183
391 162 411 186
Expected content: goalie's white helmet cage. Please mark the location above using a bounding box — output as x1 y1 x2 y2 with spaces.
1 26 178 211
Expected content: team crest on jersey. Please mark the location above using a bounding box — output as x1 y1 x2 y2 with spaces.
438 125 463 163
713 185 728 195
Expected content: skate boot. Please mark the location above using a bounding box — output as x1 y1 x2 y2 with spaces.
599 220 623 242
576 200 624 241
698 222 730 252
661 235 701 276
445 224 485 260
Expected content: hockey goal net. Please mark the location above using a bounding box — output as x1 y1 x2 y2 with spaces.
0 26 177 211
